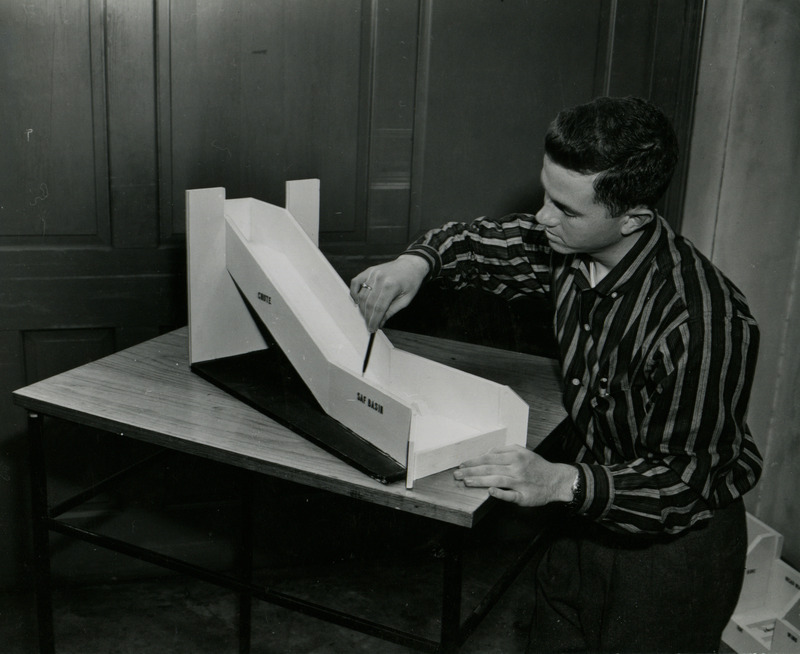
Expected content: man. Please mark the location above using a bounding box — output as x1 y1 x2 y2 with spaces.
350 97 762 652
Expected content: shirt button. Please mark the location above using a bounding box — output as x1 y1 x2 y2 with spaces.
583 323 590 332
611 292 618 298
571 378 581 386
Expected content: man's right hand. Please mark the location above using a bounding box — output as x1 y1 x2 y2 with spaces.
349 255 430 332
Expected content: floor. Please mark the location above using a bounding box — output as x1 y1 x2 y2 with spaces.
0 519 738 654
0 560 538 654
2 544 541 654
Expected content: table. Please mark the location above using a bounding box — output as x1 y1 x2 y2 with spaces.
14 327 565 653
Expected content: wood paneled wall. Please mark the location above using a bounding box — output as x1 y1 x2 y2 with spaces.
1 0 703 588
1 0 186 589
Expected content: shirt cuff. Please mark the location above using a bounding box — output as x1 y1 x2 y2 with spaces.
402 244 441 281
574 463 614 520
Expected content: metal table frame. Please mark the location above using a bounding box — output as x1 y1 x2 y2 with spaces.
25 419 552 654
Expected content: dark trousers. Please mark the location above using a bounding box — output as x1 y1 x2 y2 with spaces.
527 499 746 653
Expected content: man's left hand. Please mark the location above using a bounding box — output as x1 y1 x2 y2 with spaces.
453 445 577 507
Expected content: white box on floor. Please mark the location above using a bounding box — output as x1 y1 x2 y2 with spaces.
723 550 800 652
772 616 800 653
738 513 785 612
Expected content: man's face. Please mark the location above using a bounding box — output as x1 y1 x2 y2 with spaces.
535 155 628 260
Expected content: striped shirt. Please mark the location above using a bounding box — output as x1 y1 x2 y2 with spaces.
405 214 762 536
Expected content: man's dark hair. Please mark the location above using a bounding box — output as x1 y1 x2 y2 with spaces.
544 96 679 217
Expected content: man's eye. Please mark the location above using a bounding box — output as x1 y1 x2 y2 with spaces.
544 192 578 217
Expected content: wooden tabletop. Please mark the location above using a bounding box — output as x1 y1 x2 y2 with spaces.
13 327 565 527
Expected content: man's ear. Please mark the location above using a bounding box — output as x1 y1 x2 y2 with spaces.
620 206 654 235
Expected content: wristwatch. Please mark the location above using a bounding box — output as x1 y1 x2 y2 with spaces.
567 465 585 513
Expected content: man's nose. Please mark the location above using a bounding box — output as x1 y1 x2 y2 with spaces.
535 204 559 227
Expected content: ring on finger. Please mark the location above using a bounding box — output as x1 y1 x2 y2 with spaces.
360 282 373 292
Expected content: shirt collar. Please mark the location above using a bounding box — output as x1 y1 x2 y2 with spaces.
569 216 667 297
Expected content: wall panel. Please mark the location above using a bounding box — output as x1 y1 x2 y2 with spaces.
106 0 160 248
0 0 102 241
363 0 420 245
166 0 366 237
411 0 607 235
22 329 116 385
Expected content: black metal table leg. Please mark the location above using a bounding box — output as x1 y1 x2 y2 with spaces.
238 471 254 654
440 526 465 654
28 412 54 654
